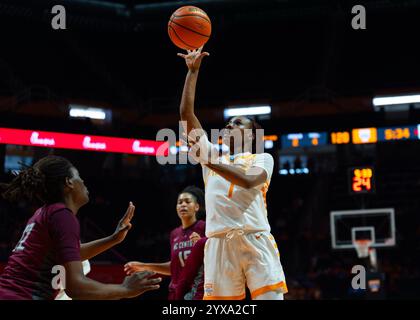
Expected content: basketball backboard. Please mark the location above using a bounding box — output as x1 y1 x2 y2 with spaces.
330 208 396 249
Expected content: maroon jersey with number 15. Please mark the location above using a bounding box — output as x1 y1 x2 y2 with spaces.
168 220 205 300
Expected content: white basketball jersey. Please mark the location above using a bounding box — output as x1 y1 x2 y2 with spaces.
199 137 274 237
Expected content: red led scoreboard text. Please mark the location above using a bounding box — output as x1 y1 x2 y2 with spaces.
349 167 375 194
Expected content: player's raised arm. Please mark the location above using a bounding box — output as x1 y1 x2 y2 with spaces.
177 46 209 137
80 202 135 260
204 162 268 189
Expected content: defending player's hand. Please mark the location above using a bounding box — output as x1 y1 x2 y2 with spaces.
112 201 135 244
124 261 147 275
121 270 161 298
189 232 201 245
177 46 209 72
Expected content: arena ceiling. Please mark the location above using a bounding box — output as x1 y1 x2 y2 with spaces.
0 0 419 127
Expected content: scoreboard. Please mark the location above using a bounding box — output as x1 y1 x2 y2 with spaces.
281 132 327 148
281 124 420 149
377 126 417 141
331 131 351 144
348 167 375 194
352 128 378 144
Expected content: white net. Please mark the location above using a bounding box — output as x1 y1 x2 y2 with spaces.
354 240 373 258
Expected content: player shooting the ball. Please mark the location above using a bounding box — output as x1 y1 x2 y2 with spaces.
177 46 288 300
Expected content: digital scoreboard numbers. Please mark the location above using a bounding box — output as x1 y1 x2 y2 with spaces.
281 124 420 150
281 132 327 149
331 131 351 144
377 126 417 141
349 167 375 194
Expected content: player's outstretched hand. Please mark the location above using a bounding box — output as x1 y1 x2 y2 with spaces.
124 261 147 275
177 46 209 72
112 202 135 244
121 271 161 298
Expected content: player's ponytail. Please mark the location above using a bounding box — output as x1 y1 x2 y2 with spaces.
0 166 47 204
1 155 74 205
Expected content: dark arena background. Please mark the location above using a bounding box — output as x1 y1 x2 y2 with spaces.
0 0 420 301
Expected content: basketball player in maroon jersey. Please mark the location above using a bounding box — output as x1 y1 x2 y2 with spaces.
174 236 207 300
0 155 161 300
124 186 205 300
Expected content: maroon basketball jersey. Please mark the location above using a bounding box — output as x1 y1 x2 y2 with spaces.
168 220 205 299
0 203 81 300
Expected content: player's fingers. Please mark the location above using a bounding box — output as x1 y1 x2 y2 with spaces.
128 204 135 220
121 203 132 220
121 203 134 224
124 262 136 268
145 277 162 285
142 285 160 293
124 266 135 272
177 53 186 58
135 270 156 280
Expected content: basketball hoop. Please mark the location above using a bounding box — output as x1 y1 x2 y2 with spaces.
354 239 373 258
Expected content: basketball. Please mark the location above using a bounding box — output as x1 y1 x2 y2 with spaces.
168 6 212 50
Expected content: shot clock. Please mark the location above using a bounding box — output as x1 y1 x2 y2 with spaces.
349 167 375 194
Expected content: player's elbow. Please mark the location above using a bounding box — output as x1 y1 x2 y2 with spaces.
65 274 87 300
241 176 264 189
64 284 84 300
238 178 255 189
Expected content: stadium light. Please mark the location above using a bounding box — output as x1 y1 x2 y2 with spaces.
372 94 420 107
224 105 271 118
264 140 274 149
69 105 107 120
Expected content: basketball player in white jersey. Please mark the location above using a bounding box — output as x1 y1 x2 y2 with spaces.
177 47 288 300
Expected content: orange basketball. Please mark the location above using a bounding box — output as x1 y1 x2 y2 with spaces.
168 6 211 50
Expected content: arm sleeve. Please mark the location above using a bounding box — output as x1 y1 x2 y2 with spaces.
174 238 206 300
49 209 81 264
253 153 274 182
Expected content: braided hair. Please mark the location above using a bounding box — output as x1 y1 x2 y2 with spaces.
0 156 75 205
180 185 206 220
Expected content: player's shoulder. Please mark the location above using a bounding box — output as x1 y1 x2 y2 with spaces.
170 226 182 238
258 152 274 160
46 203 73 215
194 220 206 232
35 203 73 224
252 152 274 164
